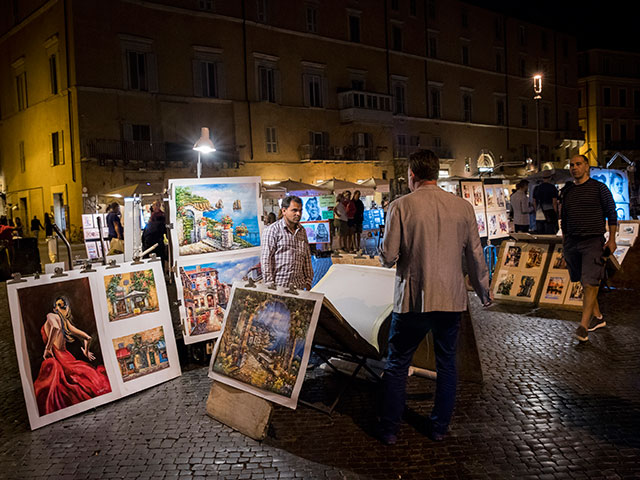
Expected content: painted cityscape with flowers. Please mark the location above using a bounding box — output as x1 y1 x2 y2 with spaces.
104 269 159 321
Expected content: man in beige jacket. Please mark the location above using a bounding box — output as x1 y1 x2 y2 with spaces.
378 149 491 444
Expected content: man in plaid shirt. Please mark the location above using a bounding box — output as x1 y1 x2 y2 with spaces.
261 195 313 290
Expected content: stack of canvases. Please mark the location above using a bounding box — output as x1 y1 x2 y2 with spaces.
7 260 181 429
168 177 324 409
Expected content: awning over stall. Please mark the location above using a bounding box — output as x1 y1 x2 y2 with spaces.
101 183 165 198
358 177 390 193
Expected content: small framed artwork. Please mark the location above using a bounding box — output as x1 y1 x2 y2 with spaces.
522 244 549 272
487 213 499 237
472 184 484 207
493 271 516 299
497 212 510 237
495 187 506 208
475 212 487 237
485 187 495 208
540 272 570 304
564 281 584 306
502 243 523 268
550 245 568 270
618 222 638 237
511 273 540 302
612 246 630 265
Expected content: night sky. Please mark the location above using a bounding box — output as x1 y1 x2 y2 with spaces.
468 0 638 52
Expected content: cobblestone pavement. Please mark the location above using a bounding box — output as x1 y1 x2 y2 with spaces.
1 278 639 479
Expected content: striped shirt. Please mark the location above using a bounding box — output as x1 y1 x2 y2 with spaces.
261 218 313 290
561 178 617 236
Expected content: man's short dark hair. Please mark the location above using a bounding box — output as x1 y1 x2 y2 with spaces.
574 154 589 164
281 195 302 209
408 149 440 181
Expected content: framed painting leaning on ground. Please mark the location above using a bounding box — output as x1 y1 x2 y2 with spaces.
209 283 323 409
7 271 119 430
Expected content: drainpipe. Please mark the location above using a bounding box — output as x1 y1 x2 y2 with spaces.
241 0 254 160
63 0 76 183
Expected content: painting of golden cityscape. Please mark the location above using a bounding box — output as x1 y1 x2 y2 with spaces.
103 269 159 321
112 326 169 382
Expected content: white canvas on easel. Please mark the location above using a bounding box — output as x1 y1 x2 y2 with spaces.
311 264 395 354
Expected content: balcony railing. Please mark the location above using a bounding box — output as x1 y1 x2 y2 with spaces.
298 144 380 161
82 139 168 168
393 144 453 160
604 140 639 151
338 90 394 124
82 139 240 169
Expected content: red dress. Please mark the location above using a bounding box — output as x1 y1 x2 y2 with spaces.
34 326 112 416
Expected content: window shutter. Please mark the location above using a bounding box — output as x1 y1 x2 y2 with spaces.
147 53 158 92
193 60 203 97
274 69 281 104
322 132 329 147
216 62 226 99
122 123 133 141
322 76 328 108
59 130 65 165
122 50 130 89
49 134 54 166
302 74 310 106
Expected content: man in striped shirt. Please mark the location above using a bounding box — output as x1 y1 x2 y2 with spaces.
261 195 313 290
561 155 617 342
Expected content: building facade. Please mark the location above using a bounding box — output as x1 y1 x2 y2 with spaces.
578 48 640 180
0 0 582 234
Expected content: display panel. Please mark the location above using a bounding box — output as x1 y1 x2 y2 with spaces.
591 168 630 220
299 195 335 222
302 220 331 244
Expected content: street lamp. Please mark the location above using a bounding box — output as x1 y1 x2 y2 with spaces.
193 126 216 178
533 74 542 171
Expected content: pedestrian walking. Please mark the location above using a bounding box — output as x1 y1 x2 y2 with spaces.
261 195 313 290
31 215 44 240
510 180 532 232
561 155 617 342
44 213 55 237
14 217 24 237
532 171 559 234
378 149 492 445
352 190 365 252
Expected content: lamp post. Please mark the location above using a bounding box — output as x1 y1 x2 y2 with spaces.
193 127 216 178
533 74 542 171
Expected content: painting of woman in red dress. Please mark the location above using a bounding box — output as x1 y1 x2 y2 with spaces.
33 296 111 416
18 277 112 418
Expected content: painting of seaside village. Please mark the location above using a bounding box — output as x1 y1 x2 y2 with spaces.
103 270 159 322
173 179 262 257
210 286 321 408
112 326 170 383
179 255 262 342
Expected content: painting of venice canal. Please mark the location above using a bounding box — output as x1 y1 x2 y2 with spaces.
175 182 261 256
211 287 318 400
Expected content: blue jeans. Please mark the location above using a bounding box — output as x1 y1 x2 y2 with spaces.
380 311 461 435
